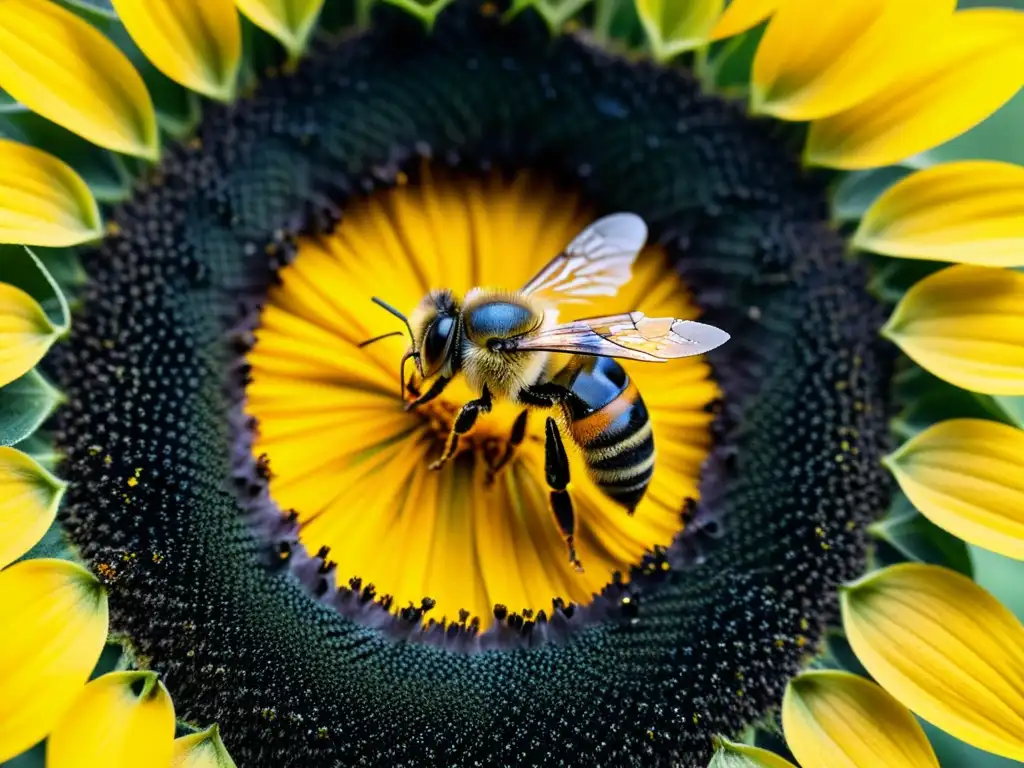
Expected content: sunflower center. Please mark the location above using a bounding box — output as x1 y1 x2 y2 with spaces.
244 166 719 630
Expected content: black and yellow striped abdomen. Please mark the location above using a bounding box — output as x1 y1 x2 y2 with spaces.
559 357 655 512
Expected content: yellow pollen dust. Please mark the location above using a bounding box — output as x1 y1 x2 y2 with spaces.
245 167 719 628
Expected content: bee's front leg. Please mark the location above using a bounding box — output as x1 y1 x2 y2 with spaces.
428 385 493 470
403 375 450 412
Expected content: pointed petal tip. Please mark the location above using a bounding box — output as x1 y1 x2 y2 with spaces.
0 139 104 247
855 160 1024 267
173 722 238 768
110 0 242 103
887 419 1024 561
884 265 1024 396
48 670 175 768
784 669 939 768
0 0 158 160
0 447 65 569
235 0 327 56
842 563 1024 762
0 282 62 388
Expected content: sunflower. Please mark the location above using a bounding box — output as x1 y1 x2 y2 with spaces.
1 0 1023 766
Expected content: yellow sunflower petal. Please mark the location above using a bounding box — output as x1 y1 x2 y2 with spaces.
710 736 797 767
0 139 103 247
841 563 1024 762
48 671 176 768
854 161 1024 267
0 447 66 569
0 281 62 388
805 9 1024 170
752 0 954 120
110 0 242 101
708 0 778 42
234 0 326 56
884 419 1024 561
173 724 238 768
0 0 159 160
881 265 1024 395
783 670 939 768
0 558 109 763
635 0 724 60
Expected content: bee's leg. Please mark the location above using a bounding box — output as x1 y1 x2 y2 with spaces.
544 416 583 573
428 385 493 471
403 375 450 412
485 409 529 485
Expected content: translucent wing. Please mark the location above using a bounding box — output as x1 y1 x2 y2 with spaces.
520 213 648 305
510 311 730 362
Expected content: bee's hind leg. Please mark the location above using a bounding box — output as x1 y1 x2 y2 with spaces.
429 385 493 471
485 409 529 486
544 416 583 573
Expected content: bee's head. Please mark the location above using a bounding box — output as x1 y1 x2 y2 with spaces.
364 291 460 398
410 290 459 379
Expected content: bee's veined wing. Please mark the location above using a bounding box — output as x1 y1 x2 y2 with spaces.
520 213 648 305
510 312 730 362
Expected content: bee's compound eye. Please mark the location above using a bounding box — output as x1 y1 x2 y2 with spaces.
422 315 455 374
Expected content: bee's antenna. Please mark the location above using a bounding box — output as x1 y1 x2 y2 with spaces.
357 331 403 348
371 297 416 342
369 297 424 397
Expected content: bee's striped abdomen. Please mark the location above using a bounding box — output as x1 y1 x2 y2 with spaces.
561 357 655 512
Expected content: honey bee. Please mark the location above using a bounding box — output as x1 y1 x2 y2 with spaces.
363 213 730 570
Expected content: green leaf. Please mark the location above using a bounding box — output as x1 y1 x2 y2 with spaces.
869 493 973 577
972 546 1024 623
864 255 946 306
0 88 24 114
924 720 1024 768
822 630 871 679
0 246 70 332
0 370 62 448
15 431 61 473
318 0 359 32
891 364 1024 439
892 382 997 440
831 166 913 224
54 0 118 21
704 25 765 94
32 248 87 293
239 16 289 94
0 110 131 204
988 396 1024 429
591 0 645 45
